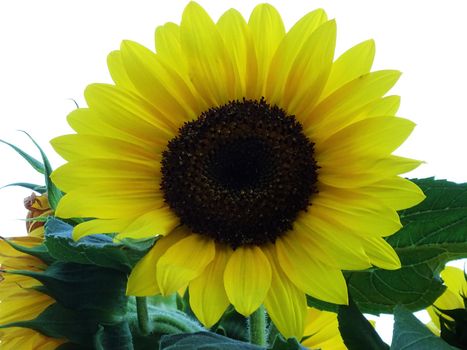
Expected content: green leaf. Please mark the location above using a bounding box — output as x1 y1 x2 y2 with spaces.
44 217 153 272
20 131 63 209
160 332 264 349
1 182 47 193
94 322 134 350
0 138 45 174
215 306 249 342
12 262 128 323
348 178 467 314
337 296 389 350
391 305 454 350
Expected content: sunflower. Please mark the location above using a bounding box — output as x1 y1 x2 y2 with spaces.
24 193 53 238
0 237 66 349
426 266 467 347
51 2 425 339
301 308 346 349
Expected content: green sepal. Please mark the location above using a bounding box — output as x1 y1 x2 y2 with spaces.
159 331 264 350
391 305 454 349
269 335 307 350
44 217 154 272
348 178 467 314
1 303 101 347
337 296 389 350
1 237 54 265
94 322 134 350
1 182 47 193
56 343 92 350
11 262 128 323
306 294 339 313
0 138 45 174
214 306 249 342
20 131 63 209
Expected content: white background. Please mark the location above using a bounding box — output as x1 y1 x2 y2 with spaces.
0 0 466 344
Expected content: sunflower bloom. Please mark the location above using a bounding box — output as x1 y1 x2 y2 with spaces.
51 2 425 338
0 237 66 349
426 266 467 347
24 193 53 238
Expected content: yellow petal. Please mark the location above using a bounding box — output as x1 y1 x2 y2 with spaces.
366 95 401 117
120 40 199 121
318 155 423 188
189 244 232 327
276 234 348 305
223 245 272 316
284 20 336 118
180 2 235 106
294 217 372 270
85 83 177 138
51 134 156 163
317 117 415 160
55 190 160 219
440 266 467 303
127 228 189 296
361 237 401 269
157 233 215 295
72 218 132 240
302 308 346 350
321 39 375 99
263 245 307 340
51 158 159 193
217 9 255 99
116 207 180 240
304 70 401 142
248 3 285 98
356 177 426 210
154 22 186 72
311 188 402 238
265 9 328 105
107 50 135 90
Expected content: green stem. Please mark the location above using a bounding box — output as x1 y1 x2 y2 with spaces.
136 297 150 336
249 305 267 346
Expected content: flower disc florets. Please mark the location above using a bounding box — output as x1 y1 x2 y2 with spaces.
161 99 318 248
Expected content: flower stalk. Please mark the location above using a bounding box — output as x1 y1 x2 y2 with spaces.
249 305 267 346
136 297 150 336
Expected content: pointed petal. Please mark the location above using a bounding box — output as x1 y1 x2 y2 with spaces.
305 70 401 142
85 83 177 138
51 134 155 162
248 4 285 98
357 177 426 210
217 9 255 99
284 20 336 117
157 233 215 295
321 39 375 98
265 9 328 105
440 266 467 299
120 40 200 120
361 237 401 269
154 22 186 72
317 116 416 159
224 245 272 316
116 207 180 240
72 218 132 240
302 308 346 349
127 228 189 296
107 50 135 90
263 245 307 340
276 234 348 304
189 244 232 327
180 2 235 105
